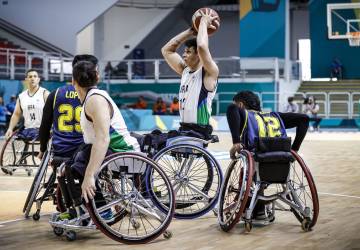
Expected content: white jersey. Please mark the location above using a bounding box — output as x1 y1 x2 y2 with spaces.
179 67 216 125
18 87 46 129
81 88 140 152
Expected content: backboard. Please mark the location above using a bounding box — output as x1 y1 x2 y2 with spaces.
327 2 360 40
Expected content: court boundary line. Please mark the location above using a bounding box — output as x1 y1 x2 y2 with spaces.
318 192 360 199
0 213 51 226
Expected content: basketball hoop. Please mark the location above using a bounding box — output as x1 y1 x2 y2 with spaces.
347 32 360 46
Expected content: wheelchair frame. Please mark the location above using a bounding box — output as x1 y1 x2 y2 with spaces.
0 131 40 176
49 152 176 244
218 149 319 233
23 150 68 220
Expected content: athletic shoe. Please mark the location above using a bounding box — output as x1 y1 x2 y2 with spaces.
58 212 73 220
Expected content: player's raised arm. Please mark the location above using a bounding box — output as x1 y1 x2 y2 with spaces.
197 9 219 92
161 28 195 75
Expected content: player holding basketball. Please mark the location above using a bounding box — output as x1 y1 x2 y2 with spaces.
5 69 49 140
161 8 219 135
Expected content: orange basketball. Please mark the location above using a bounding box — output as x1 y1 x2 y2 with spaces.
191 7 220 36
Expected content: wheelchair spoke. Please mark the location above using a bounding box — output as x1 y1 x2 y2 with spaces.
187 182 210 200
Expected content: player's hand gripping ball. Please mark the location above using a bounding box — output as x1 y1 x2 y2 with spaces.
192 7 220 36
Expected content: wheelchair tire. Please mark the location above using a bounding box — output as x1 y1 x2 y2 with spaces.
87 152 175 244
287 150 319 230
0 132 21 174
23 150 51 217
218 150 254 232
152 143 223 219
0 131 37 174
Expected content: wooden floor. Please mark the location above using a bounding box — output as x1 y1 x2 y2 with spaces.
0 131 360 250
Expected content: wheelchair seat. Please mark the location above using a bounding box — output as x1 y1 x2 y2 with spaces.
254 137 294 184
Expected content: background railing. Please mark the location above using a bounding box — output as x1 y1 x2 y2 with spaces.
214 91 359 118
0 48 301 81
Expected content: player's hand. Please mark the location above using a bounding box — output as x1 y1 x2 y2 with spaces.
81 174 96 204
5 129 12 140
37 151 44 160
189 26 197 35
229 143 243 160
199 8 218 30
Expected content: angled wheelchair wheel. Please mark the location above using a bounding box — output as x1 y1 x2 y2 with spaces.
87 152 175 244
0 132 26 174
287 150 319 231
152 143 223 219
23 150 54 218
218 150 254 232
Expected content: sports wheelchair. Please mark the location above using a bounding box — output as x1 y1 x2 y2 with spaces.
49 152 175 244
23 148 69 220
218 137 319 232
0 130 41 176
140 129 224 219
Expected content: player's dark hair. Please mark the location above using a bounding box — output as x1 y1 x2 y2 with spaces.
72 61 98 87
25 68 38 77
288 96 294 102
184 38 197 53
233 91 261 111
72 54 98 67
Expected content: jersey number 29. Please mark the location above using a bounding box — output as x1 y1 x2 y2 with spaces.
58 104 82 132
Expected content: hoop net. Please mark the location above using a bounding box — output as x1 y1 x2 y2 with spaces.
347 32 360 46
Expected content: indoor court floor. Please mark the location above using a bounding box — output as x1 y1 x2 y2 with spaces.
0 131 359 250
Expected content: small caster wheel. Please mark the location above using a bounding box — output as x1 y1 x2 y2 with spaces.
32 212 40 221
27 170 32 176
66 231 77 241
131 219 140 229
245 222 252 232
301 218 312 232
163 230 172 239
269 215 275 223
53 227 64 236
9 171 13 176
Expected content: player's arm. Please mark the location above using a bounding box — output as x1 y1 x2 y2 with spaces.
38 91 55 157
43 89 50 101
197 9 219 92
81 95 111 203
161 29 194 75
278 112 309 151
226 104 247 159
5 99 22 139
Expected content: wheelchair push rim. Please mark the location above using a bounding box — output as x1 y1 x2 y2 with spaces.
218 150 254 232
86 152 175 244
287 150 319 230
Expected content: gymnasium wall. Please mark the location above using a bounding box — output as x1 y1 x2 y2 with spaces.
0 0 117 54
310 0 360 79
240 0 285 57
130 10 239 59
82 6 173 61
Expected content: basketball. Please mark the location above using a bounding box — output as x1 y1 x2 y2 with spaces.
192 7 220 35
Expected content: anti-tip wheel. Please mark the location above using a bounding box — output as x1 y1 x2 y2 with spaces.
163 230 173 239
32 212 40 221
53 227 64 236
131 219 140 230
66 231 77 241
245 222 252 232
301 218 312 232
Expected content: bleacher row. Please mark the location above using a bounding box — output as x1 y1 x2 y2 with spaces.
294 81 360 118
0 38 42 65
